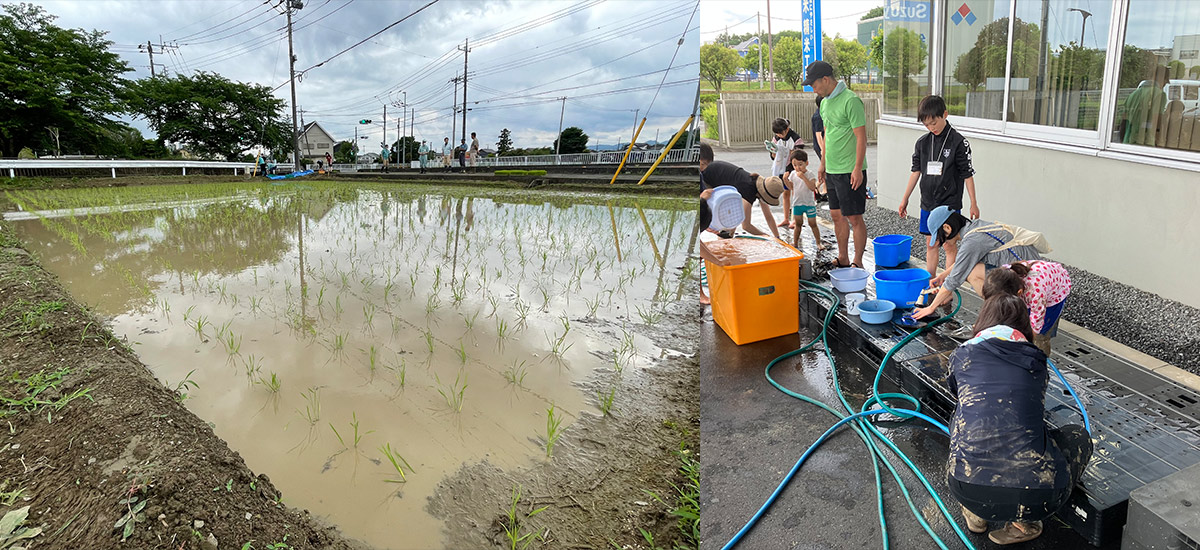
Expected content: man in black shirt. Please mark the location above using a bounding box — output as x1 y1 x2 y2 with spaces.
898 95 980 278
698 143 784 240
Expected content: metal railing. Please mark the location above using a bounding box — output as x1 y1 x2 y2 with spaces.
332 148 699 171
1 159 255 179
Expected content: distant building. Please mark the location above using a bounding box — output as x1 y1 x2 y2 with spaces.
734 36 762 79
298 122 335 164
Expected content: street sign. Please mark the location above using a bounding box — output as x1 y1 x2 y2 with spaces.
801 0 822 92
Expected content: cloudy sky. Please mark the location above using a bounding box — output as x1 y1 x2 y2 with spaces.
700 0 884 44
33 0 700 150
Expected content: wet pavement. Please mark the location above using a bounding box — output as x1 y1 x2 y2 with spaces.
699 314 1122 549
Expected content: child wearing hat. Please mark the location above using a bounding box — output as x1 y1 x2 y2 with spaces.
699 143 785 241
898 95 980 279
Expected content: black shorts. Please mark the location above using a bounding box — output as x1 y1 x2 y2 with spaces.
826 170 868 216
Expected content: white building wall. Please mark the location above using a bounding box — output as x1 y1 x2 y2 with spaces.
876 122 1200 308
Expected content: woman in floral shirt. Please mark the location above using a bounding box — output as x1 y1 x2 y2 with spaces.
983 260 1073 354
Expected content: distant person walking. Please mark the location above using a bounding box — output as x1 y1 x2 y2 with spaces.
381 144 390 173
418 140 430 174
458 138 467 171
805 60 869 269
442 137 452 171
469 132 480 172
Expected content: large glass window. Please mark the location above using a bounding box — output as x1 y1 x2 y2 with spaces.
1112 0 1200 152
881 0 934 116
1008 0 1111 130
943 0 1012 120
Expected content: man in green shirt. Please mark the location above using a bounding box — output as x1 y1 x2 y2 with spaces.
804 60 869 268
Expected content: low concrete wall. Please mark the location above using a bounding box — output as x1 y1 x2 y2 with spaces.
718 91 881 147
876 122 1200 309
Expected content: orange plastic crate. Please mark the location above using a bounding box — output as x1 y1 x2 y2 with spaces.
701 237 803 345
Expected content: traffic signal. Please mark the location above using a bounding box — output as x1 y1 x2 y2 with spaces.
359 119 372 124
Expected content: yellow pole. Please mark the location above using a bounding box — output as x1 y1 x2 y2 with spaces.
608 202 623 263
636 202 663 267
609 118 647 185
635 115 695 186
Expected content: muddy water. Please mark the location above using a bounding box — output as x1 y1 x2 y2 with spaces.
4 182 696 549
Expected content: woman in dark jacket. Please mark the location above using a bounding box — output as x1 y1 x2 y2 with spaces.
946 294 1092 545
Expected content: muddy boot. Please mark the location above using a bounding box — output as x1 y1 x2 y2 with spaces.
962 506 988 534
989 521 1042 545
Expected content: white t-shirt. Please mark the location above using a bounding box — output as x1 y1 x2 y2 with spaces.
771 134 796 177
789 170 817 207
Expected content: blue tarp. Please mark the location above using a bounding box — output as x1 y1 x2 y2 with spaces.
267 170 315 180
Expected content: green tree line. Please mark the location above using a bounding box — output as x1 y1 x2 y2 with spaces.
0 3 293 161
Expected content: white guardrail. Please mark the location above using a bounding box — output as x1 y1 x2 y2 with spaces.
1 159 256 178
334 147 700 172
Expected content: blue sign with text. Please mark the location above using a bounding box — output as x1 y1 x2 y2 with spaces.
885 0 931 22
801 0 822 92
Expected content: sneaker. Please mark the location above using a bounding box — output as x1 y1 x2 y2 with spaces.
962 506 988 534
988 521 1042 545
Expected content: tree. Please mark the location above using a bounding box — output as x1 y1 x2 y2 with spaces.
742 43 763 80
883 28 928 98
389 137 420 164
774 36 807 90
822 33 838 71
952 17 1041 91
669 130 692 150
125 72 293 160
1190 65 1200 80
868 30 885 72
1168 60 1185 79
333 141 354 164
553 127 588 154
0 3 132 157
861 6 885 20
833 36 868 85
700 43 740 93
497 128 513 155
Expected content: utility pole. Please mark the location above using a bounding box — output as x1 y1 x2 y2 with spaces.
766 0 775 92
630 108 640 148
397 118 402 168
458 39 470 146
757 12 764 89
555 97 566 162
285 0 303 171
138 40 176 77
383 103 388 169
402 91 406 167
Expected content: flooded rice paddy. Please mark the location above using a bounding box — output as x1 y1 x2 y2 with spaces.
3 181 697 549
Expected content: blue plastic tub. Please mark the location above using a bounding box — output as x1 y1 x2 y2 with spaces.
873 268 931 309
872 234 914 268
857 300 895 324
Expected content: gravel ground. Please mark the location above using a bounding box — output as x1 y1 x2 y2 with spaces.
852 201 1200 374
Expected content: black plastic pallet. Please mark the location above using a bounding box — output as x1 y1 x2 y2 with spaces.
800 279 1200 547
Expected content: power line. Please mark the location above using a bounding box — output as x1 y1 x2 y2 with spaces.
174 0 278 43
276 0 441 91
185 0 355 70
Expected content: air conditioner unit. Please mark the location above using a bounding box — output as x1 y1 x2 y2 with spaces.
1121 461 1200 550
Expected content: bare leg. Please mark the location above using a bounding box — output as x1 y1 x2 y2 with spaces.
792 219 802 249
847 214 867 267
831 209 850 266
926 244 940 278
779 189 792 226
808 217 825 249
966 263 987 295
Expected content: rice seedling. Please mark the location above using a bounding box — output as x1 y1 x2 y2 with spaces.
462 309 480 332
192 315 208 338
503 484 547 550
221 331 241 356
366 345 379 374
379 442 414 483
362 303 376 327
425 294 440 317
435 371 468 413
433 266 442 289
249 296 263 315
597 386 616 416
514 300 530 326
423 329 435 354
495 318 510 341
502 359 528 387
173 370 199 402
545 404 564 457
391 316 402 335
183 305 196 323
486 295 500 318
243 355 262 380
635 304 663 325
257 372 281 393
297 387 320 424
455 340 468 364
583 294 601 318
327 332 348 354
388 359 407 390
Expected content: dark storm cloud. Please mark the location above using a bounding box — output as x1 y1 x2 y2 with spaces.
35 0 699 150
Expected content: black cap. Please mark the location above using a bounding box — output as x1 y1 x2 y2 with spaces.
802 60 834 86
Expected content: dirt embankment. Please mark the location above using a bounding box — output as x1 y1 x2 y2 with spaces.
0 222 369 549
429 305 701 549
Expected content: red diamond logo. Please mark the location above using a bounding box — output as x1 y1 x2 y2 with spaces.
958 3 971 16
